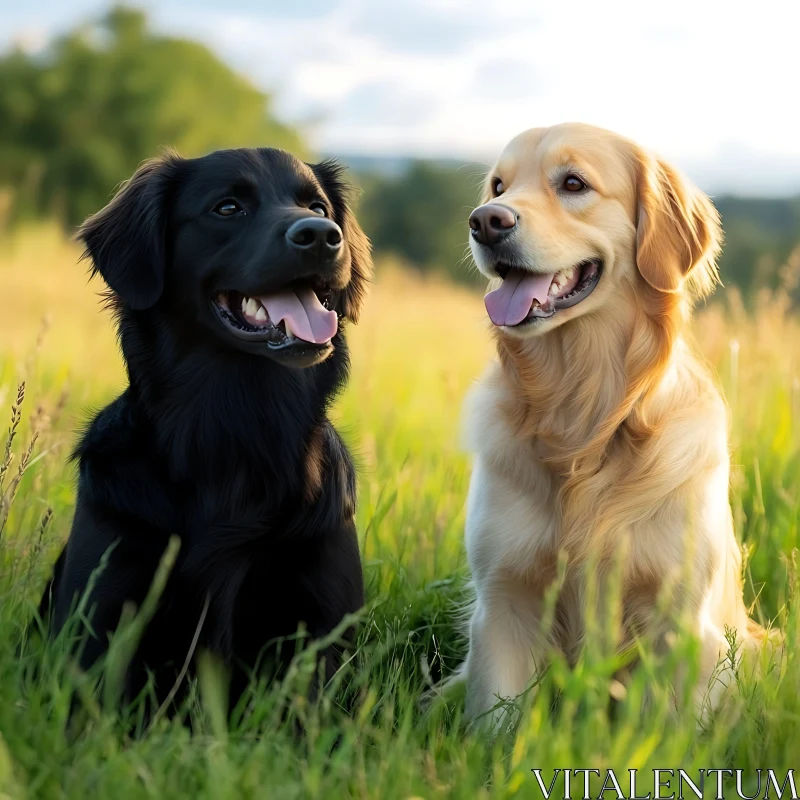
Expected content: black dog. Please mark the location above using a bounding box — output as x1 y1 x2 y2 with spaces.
42 148 372 712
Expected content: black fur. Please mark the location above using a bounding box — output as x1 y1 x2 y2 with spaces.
42 148 372 712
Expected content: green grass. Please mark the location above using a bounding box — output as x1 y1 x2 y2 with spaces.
1 232 800 798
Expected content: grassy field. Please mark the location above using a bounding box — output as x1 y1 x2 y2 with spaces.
1 225 799 798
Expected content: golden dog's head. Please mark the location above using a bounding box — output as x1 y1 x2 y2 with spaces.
469 123 722 337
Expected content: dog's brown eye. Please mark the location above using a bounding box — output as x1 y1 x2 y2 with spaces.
213 200 244 217
562 174 587 192
492 177 505 197
309 202 328 217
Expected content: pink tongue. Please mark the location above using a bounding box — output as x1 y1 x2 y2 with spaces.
258 287 338 344
484 270 555 327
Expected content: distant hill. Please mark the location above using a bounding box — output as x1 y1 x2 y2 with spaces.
714 196 800 290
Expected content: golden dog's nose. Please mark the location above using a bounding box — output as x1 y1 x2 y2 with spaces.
469 203 517 247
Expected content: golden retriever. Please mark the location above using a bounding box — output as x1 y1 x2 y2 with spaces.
459 122 777 728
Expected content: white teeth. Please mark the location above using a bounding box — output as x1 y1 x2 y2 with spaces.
245 298 260 317
254 306 267 322
549 267 576 297
241 297 248 314
283 318 296 339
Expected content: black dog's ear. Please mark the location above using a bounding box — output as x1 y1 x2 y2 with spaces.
310 160 373 323
78 153 182 310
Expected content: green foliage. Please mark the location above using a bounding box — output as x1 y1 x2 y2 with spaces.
356 161 484 283
0 7 304 228
715 197 800 293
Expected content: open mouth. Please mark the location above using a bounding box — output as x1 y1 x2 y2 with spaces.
212 283 340 363
484 259 602 328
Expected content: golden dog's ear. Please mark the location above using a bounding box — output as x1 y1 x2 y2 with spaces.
635 154 722 296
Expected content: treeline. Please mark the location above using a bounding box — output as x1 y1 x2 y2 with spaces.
1 6 798 299
0 7 302 228
353 161 483 284
714 197 800 294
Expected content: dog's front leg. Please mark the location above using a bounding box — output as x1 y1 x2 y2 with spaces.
461 454 558 732
463 578 549 732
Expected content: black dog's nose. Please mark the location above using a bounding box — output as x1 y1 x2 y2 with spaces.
286 217 343 253
469 203 517 246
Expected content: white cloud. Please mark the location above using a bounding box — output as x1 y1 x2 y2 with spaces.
4 0 800 192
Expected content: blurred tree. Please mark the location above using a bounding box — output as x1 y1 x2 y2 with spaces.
355 161 483 283
714 197 800 293
0 6 305 227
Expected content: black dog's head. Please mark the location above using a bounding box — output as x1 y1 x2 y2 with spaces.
78 148 372 368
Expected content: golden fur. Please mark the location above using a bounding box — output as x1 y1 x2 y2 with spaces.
459 123 778 728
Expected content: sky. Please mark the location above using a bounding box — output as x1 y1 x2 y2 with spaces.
2 0 800 195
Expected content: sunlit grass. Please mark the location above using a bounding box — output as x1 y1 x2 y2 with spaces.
1 227 799 798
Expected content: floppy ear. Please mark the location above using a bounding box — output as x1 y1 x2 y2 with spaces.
635 153 722 296
78 154 181 310
310 159 373 322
